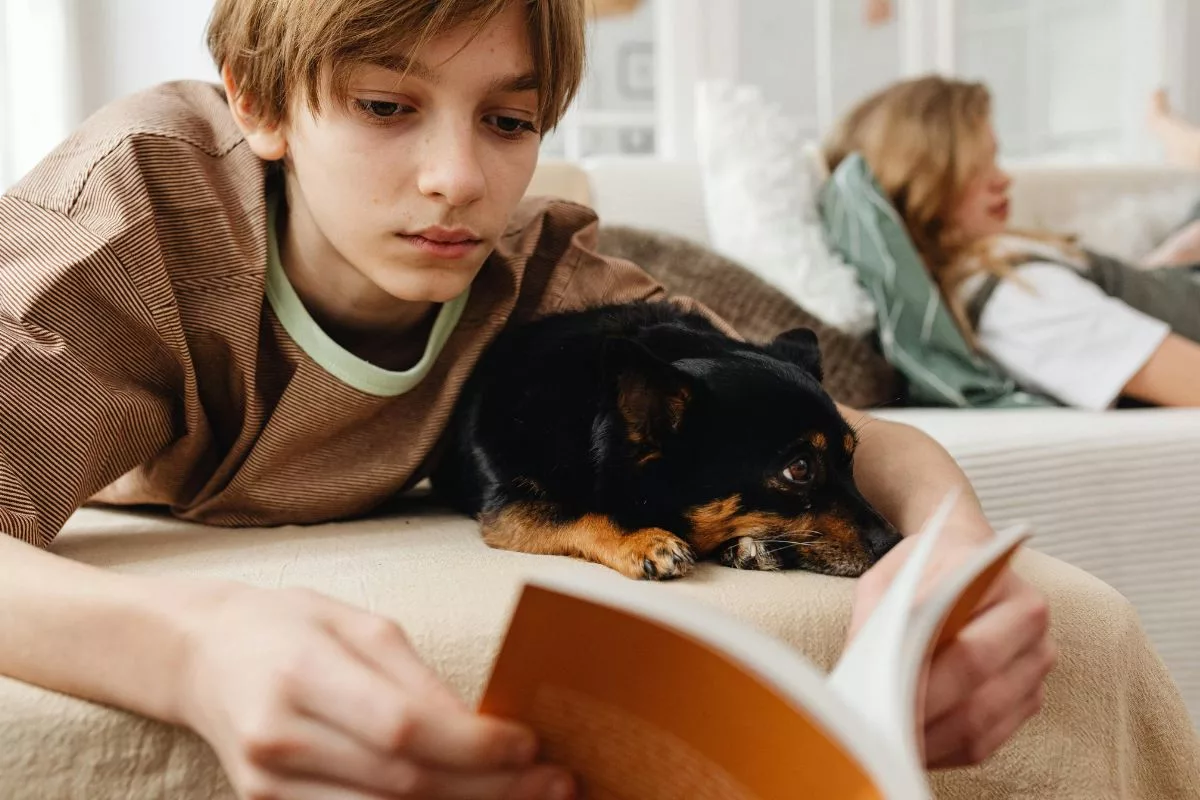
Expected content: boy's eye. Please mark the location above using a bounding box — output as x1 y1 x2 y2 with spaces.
486 114 539 138
357 100 406 119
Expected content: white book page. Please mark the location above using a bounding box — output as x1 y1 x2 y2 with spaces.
897 522 1031 754
825 492 960 772
827 492 1031 774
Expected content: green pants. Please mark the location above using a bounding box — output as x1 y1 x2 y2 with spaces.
1084 250 1200 344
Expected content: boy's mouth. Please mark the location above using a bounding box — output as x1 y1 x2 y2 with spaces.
400 226 483 259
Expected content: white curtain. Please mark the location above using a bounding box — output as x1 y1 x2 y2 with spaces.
1 0 82 189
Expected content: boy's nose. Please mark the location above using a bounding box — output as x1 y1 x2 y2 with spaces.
417 130 486 207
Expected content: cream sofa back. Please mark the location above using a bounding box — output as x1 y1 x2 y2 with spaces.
531 157 1200 262
530 159 710 242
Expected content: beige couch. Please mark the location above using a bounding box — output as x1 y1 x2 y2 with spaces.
3 164 1200 799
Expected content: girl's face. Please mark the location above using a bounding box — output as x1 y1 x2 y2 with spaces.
946 121 1012 243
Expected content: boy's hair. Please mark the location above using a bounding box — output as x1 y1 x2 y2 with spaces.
207 0 585 131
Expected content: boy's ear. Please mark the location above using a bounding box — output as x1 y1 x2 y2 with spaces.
221 65 288 162
768 328 823 382
604 338 695 456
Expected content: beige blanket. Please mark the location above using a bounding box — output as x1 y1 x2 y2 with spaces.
2 505 1197 799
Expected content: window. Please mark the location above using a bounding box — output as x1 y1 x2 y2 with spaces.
547 0 1175 165
1 0 83 189
542 0 658 159
955 0 1162 162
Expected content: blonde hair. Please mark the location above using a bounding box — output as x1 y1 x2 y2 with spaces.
207 0 586 132
823 75 1076 337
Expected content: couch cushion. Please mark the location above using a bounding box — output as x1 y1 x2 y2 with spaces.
595 224 900 409
578 157 713 245
525 160 593 207
3 503 1197 799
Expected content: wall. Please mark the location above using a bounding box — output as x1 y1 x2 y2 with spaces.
75 0 218 120
557 0 1182 164
542 0 657 158
1 0 1196 188
736 0 901 134
0 0 218 187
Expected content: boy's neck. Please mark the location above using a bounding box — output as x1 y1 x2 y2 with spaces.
310 304 440 372
275 191 439 371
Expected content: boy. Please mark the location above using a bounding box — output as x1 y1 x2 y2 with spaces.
0 1 1053 798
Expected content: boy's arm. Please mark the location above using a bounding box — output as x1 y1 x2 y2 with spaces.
0 533 574 800
0 535 198 722
842 405 1057 768
0 195 573 798
0 195 183 548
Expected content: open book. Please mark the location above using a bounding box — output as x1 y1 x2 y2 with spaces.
479 493 1031 799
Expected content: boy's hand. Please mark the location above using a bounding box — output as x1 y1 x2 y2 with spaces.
848 534 1057 769
176 584 575 800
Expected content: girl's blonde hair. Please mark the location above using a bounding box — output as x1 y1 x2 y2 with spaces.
823 75 1076 337
207 0 585 133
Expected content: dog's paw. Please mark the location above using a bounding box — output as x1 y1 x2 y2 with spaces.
620 528 695 580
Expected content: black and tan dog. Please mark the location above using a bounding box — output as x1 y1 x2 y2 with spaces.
432 302 901 580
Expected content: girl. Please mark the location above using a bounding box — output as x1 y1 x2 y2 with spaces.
824 76 1200 409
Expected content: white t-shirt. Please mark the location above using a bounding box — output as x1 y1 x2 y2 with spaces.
971 262 1170 411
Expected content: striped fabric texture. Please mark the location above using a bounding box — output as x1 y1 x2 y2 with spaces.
0 81 683 548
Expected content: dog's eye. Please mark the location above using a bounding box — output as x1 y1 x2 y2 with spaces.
782 458 813 486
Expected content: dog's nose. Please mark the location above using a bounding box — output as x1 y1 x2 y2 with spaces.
867 530 902 561
864 518 903 561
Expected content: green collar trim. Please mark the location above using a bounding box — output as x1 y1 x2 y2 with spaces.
264 194 469 397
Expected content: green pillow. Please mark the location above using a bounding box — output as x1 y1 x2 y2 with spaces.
817 154 1053 408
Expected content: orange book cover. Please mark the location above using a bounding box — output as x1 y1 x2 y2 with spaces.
479 497 1028 800
482 582 883 799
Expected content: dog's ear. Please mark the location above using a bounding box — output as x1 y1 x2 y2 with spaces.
604 337 695 454
768 328 823 382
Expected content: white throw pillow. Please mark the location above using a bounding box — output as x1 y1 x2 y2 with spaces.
694 81 877 335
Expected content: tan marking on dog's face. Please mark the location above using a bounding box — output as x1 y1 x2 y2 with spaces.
802 507 876 576
688 497 825 558
688 497 879 577
810 432 828 451
687 495 743 555
809 510 861 551
843 432 856 456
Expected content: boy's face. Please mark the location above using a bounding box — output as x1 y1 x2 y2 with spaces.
247 2 542 309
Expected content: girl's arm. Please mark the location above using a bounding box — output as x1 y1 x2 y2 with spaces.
1123 333 1200 406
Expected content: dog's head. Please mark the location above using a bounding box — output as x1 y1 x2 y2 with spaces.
604 326 901 577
